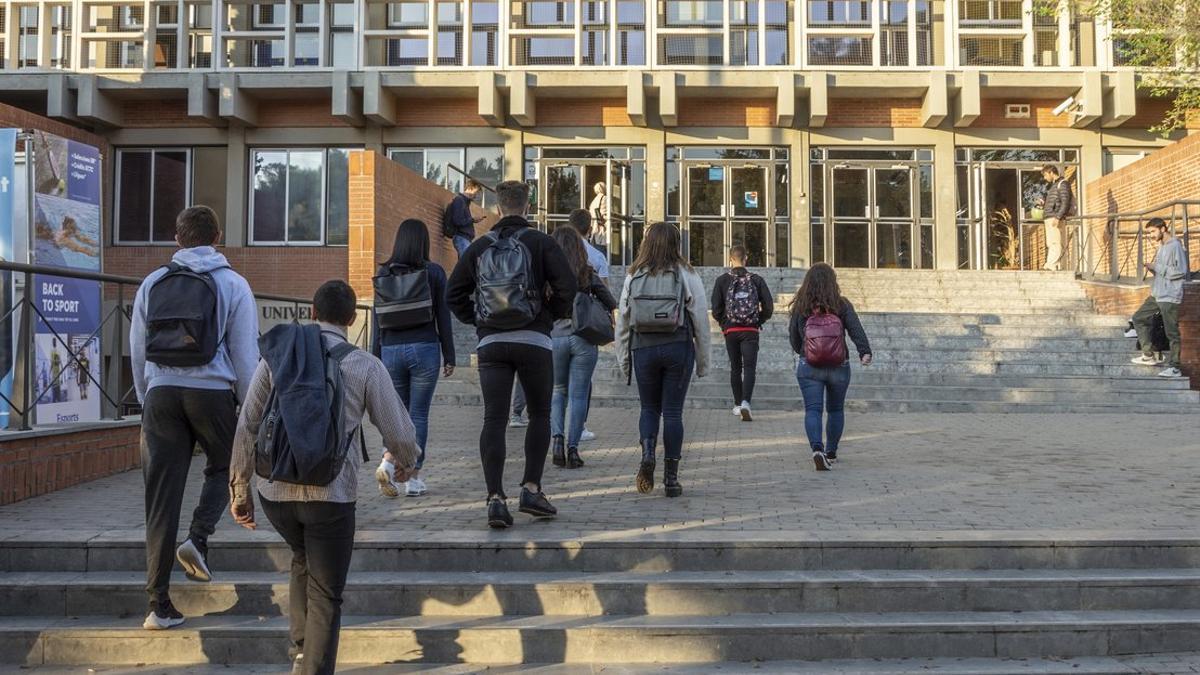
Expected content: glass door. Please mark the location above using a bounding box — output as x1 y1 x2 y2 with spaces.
831 167 871 268
541 163 583 232
682 162 774 267
606 159 632 266
874 166 915 269
730 166 769 267
686 164 727 267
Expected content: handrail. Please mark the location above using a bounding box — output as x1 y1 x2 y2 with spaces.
1067 199 1200 222
1 259 372 432
1063 199 1199 285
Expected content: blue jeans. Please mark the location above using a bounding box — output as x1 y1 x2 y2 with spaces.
633 340 694 461
453 235 472 258
796 360 851 454
551 335 599 447
380 342 441 469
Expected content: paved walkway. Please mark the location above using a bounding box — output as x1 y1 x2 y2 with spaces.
2 407 1199 541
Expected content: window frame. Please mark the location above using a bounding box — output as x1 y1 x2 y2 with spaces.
248 146 357 247
113 147 194 246
385 145 505 207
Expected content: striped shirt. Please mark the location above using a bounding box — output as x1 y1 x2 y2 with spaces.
230 323 419 503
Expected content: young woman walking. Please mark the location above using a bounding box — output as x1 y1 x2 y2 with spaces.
788 262 871 471
615 222 711 497
372 219 455 497
549 226 617 469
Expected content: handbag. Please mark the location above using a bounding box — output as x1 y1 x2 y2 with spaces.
572 291 614 346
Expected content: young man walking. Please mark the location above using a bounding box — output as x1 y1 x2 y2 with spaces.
446 179 485 258
129 205 259 630
447 180 576 528
710 245 773 421
229 280 419 675
1131 217 1189 378
1041 165 1075 271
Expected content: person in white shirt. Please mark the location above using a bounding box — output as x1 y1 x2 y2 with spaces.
588 182 609 251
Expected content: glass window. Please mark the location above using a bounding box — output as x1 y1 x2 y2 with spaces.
116 149 191 244
250 148 355 245
387 146 505 207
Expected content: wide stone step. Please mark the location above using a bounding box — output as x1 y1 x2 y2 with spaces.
8 569 1200 618
7 537 1200 574
7 610 1200 665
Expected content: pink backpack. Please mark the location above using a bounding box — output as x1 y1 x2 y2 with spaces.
804 309 847 367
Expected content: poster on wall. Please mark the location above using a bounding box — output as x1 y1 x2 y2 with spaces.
0 128 16 427
31 131 102 424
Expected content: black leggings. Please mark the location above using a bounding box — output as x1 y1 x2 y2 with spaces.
724 331 760 404
477 341 554 498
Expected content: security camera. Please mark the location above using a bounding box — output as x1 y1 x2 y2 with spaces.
1052 96 1077 116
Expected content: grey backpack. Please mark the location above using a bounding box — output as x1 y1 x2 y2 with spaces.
628 267 686 333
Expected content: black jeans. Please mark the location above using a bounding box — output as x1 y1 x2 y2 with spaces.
141 386 237 608
261 496 356 675
724 331 760 404
633 340 695 461
478 341 553 498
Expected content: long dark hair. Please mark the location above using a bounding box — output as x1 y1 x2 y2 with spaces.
630 222 691 276
383 219 430 269
789 262 844 318
551 225 593 289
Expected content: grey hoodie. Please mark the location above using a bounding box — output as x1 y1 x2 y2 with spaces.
1151 237 1189 304
130 246 260 403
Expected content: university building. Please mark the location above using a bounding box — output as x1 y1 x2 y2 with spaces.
0 0 1189 276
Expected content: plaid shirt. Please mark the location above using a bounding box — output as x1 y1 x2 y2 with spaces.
230 323 419 503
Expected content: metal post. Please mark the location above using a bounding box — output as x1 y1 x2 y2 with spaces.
15 270 33 430
1135 217 1144 281
1108 217 1119 283
112 284 125 421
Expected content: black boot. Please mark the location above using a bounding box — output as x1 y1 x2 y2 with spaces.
552 435 566 467
636 438 656 494
567 446 585 469
664 459 682 498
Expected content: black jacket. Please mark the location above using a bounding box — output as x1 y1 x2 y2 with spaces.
788 299 872 360
446 193 476 239
710 268 774 332
446 216 577 339
1044 178 1075 219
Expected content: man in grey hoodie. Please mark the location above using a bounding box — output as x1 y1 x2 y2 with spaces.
130 206 260 630
1131 217 1190 379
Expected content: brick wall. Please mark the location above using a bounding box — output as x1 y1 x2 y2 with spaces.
1082 281 1151 317
1082 280 1200 388
974 99 1073 128
120 99 204 128
0 101 108 148
104 246 347 299
0 423 141 505
826 98 923 127
538 98 632 126
393 98 492 127
347 150 497 301
677 98 777 127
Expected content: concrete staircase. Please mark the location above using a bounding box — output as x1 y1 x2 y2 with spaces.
444 269 1198 414
3 535 1200 668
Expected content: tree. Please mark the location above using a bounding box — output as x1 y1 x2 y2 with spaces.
1046 0 1200 133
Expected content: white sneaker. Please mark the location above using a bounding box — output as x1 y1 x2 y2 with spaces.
1130 355 1159 366
508 414 528 428
175 539 212 583
580 428 596 442
1158 367 1183 378
1124 327 1138 338
376 459 401 498
739 401 753 422
405 477 427 497
143 604 185 630
732 405 742 416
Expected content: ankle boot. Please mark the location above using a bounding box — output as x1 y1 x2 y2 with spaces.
664 459 682 498
635 438 656 494
567 446 585 469
552 435 566 467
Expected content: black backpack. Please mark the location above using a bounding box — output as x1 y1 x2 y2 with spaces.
1134 313 1170 353
373 264 433 331
254 339 368 486
474 229 541 329
145 262 228 367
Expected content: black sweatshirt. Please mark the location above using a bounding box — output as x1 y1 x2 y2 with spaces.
788 299 872 360
446 215 577 339
370 261 456 366
710 268 774 332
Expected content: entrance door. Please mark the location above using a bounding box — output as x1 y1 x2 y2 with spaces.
682 162 772 267
972 165 1052 269
828 165 917 268
537 159 632 264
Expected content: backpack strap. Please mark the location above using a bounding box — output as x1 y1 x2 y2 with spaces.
325 339 370 462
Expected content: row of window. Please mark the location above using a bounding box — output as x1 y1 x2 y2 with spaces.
0 0 1151 70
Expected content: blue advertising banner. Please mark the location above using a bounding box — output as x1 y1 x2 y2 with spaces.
31 131 101 424
0 128 16 427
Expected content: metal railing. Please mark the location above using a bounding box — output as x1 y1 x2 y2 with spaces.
0 260 371 432
1067 199 1200 284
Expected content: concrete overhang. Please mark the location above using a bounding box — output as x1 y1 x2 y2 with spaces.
978 71 1084 98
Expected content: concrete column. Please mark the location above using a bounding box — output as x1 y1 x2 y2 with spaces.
645 130 667 224
224 125 248 246
933 129 958 269
1078 130 1103 216
791 130 810 268
504 131 524 182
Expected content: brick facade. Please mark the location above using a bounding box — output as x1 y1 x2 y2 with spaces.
104 246 348 299
826 98 923 127
677 99 778 127
0 422 141 505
